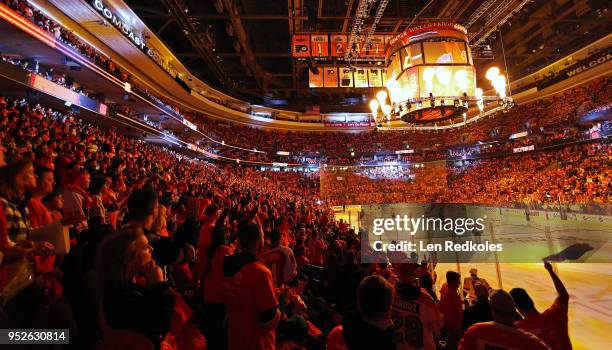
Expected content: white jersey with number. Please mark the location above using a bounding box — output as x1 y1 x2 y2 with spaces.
260 245 297 287
392 288 443 350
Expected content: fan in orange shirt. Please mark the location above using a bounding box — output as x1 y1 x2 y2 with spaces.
223 223 280 350
459 290 550 350
306 229 326 266
510 262 572 350
27 167 56 273
439 271 463 348
27 167 56 228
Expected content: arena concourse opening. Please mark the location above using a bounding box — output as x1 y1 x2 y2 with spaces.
0 0 609 349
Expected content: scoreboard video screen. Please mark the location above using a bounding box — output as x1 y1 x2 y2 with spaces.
386 39 475 104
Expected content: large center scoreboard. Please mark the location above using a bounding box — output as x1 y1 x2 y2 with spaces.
385 22 476 103
384 22 478 123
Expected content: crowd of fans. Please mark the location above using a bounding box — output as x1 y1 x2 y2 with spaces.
1 55 98 102
195 77 610 163
321 163 449 205
4 0 132 83
4 0 610 166
0 95 323 348
446 142 611 205
0 2 606 350
0 88 587 350
320 140 610 207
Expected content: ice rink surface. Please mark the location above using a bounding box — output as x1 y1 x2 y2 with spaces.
336 204 612 349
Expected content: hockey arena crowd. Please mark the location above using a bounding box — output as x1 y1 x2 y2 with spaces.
0 0 610 350
0 82 608 349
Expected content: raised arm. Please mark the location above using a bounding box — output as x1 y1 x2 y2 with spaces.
544 262 569 306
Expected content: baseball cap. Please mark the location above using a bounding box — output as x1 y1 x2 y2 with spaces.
490 290 515 315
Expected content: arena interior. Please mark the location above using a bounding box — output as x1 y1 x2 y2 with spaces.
0 0 609 349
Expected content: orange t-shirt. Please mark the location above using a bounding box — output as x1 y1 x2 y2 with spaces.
459 321 550 350
439 284 463 335
224 261 277 350
202 245 232 303
197 199 211 221
307 239 325 266
27 197 52 228
515 299 572 350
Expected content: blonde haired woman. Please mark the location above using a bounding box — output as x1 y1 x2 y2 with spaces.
96 228 174 349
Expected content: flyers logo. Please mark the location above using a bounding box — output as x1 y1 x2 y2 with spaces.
294 44 308 53
327 69 335 75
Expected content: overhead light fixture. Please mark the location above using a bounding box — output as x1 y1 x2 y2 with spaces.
376 90 388 106
485 67 500 81
369 99 379 115
492 75 507 98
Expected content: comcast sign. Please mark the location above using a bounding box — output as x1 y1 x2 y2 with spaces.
91 0 178 78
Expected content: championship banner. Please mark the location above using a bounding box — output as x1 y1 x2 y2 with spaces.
368 68 384 87
323 67 339 87
311 66 387 89
292 34 311 57
293 33 389 60
309 68 323 87
339 68 354 88
310 34 329 58
354 68 369 88
471 41 495 60
364 35 386 58
354 35 366 57
330 34 348 57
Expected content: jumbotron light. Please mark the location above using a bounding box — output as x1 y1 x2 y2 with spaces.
370 21 512 126
376 90 388 106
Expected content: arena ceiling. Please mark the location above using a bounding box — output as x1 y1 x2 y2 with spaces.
125 0 610 112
